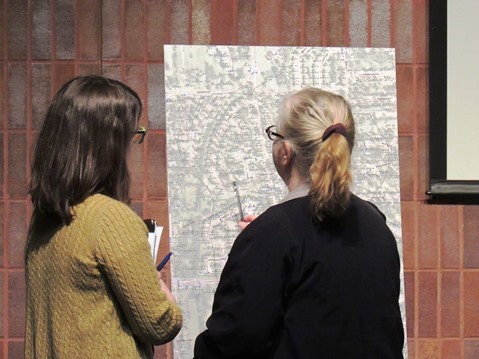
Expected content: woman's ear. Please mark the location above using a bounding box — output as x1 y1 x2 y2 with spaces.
273 140 295 185
279 141 294 166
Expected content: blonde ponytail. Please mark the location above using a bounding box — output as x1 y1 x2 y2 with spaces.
310 132 352 221
277 88 355 222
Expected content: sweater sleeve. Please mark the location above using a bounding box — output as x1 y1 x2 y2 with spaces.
194 208 296 358
94 200 182 345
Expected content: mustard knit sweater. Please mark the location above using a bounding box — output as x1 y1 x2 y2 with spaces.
25 194 183 358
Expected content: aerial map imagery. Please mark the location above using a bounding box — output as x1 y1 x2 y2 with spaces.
164 45 406 358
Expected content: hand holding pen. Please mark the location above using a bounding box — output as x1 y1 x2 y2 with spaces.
232 181 258 229
238 214 258 230
156 252 176 302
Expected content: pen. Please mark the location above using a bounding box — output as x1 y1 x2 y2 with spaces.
157 252 173 271
232 181 245 221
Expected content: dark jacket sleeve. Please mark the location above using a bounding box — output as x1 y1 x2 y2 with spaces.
194 209 296 359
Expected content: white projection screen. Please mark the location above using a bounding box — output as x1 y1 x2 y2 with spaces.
428 0 479 198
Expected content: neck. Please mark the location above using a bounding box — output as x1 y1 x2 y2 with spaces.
286 166 310 193
279 168 310 204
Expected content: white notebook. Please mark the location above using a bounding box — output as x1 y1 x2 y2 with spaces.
144 219 163 262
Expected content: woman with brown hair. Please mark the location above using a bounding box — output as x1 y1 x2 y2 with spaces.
25 75 182 358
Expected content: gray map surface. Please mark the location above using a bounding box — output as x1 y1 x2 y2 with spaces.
164 45 406 358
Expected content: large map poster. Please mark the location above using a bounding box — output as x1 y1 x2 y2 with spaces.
164 45 406 358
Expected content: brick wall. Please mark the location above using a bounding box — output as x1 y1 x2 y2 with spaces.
1 1 478 358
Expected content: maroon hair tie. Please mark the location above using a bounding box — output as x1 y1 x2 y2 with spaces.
322 123 347 142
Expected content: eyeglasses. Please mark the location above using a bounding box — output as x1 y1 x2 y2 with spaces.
133 126 147 144
265 125 285 141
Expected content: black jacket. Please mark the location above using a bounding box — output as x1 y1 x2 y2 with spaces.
194 194 404 358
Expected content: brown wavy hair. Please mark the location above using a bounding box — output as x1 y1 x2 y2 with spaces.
277 88 355 221
28 75 142 225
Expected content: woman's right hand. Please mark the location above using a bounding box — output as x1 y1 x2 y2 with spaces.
238 214 258 230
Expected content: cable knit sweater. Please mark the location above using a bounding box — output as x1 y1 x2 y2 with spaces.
25 194 182 359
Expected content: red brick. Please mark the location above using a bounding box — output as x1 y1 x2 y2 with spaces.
8 134 28 198
0 137 3 198
8 341 24 358
128 142 145 201
130 201 144 218
0 202 4 265
193 1 213 45
125 65 146 108
155 346 171 359
153 342 171 358
371 0 391 47
441 272 460 337
326 0 346 46
0 1 4 59
349 0 368 47
464 340 479 359
393 0 413 63
0 272 4 336
413 0 428 64
401 201 415 269
281 0 301 46
416 65 429 134
102 0 121 60
404 271 414 337
8 271 26 337
31 64 52 130
304 0 322 46
211 0 234 45
417 339 438 359
8 202 28 267
32 0 52 60
0 63 4 128
55 0 75 59
418 272 437 337
417 135 429 201
52 63 75 93
439 206 460 269
7 0 28 60
170 0 190 44
237 0 256 45
78 0 100 60
464 206 479 268
7 63 27 129
146 133 167 198
101 64 122 81
441 340 461 358
464 272 479 336
78 64 101 76
396 65 414 134
406 339 414 357
125 0 146 61
417 203 438 269
147 64 165 130
147 0 168 60
257 0 281 45
398 136 414 201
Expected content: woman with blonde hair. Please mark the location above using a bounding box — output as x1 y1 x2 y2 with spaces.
194 88 404 358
